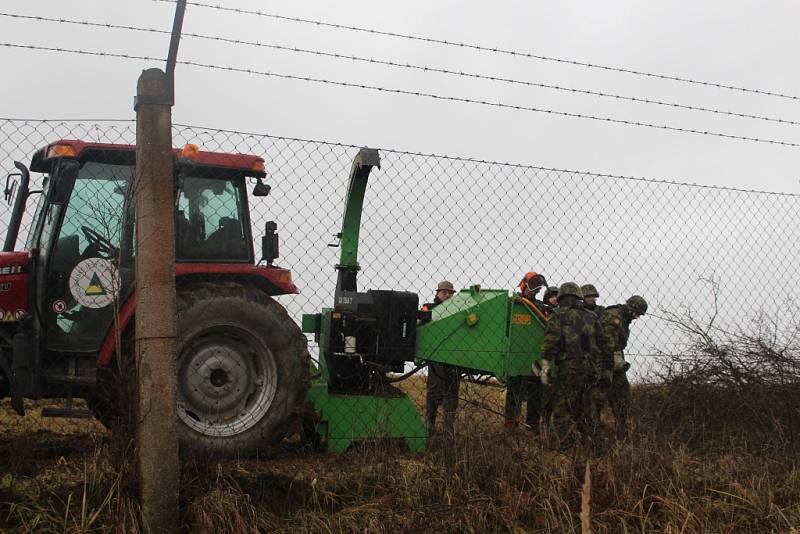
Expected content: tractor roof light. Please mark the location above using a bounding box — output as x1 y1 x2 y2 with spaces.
46 144 79 159
252 159 265 173
180 143 199 161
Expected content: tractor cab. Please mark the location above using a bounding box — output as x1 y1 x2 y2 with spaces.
0 140 297 424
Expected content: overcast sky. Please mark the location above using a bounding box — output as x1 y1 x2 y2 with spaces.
1 0 799 193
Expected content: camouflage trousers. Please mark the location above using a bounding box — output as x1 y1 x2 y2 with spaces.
609 370 630 437
550 358 599 445
504 376 545 428
426 363 460 435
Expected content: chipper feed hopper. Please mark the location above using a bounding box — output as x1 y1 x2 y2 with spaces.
302 149 547 452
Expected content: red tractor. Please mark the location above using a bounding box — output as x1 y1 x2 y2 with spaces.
0 140 309 455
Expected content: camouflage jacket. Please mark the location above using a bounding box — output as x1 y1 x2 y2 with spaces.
541 296 607 369
600 304 632 354
585 303 605 315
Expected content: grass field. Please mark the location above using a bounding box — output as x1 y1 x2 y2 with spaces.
1 378 799 533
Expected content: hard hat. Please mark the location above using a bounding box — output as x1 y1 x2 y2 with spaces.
557 282 583 300
626 295 648 315
436 280 455 292
519 271 547 293
581 284 599 298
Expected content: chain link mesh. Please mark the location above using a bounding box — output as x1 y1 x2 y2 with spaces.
1 117 798 453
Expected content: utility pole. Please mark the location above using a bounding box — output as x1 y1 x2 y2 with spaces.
133 2 185 531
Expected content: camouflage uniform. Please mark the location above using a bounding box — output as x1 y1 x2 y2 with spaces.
581 284 608 420
581 284 605 316
600 295 647 438
422 285 460 436
540 283 607 444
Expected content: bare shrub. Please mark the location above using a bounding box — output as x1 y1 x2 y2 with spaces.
646 277 800 455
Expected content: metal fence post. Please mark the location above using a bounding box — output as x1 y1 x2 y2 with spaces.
134 68 179 533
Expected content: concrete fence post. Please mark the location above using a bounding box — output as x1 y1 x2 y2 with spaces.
134 67 179 533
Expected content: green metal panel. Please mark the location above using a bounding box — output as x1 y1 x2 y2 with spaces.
506 299 546 376
307 378 426 453
301 313 321 334
415 287 508 376
415 288 546 379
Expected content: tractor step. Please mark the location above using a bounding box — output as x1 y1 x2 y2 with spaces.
41 407 94 419
45 373 96 386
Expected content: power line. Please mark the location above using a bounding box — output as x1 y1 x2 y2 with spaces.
3 42 799 149
156 0 800 102
3 12 796 127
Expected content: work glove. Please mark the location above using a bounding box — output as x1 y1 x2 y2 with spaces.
539 359 551 386
613 351 626 371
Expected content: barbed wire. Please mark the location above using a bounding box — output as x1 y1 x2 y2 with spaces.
2 12 797 128
154 0 800 102
4 42 799 149
1 115 795 196
173 122 800 197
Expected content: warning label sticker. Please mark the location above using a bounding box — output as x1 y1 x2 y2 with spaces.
69 258 120 309
511 313 532 325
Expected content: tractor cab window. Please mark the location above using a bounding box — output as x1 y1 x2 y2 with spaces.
52 162 132 269
47 162 132 348
176 176 250 261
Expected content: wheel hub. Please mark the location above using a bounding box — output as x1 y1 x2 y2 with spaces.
177 331 277 437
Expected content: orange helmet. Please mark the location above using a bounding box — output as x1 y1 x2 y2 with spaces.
518 271 547 293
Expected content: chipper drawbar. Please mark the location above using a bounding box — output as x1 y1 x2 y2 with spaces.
302 148 548 453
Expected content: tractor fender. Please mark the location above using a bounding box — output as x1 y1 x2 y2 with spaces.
97 266 300 366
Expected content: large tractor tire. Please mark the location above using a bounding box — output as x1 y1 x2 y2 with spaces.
89 281 309 457
174 282 309 456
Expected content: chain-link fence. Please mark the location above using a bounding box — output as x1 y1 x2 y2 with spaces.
1 118 799 456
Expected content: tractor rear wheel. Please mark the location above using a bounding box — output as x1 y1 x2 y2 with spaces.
90 281 309 457
174 282 309 456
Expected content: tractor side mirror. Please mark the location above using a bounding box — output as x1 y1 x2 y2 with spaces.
261 221 279 265
252 177 271 197
4 174 18 205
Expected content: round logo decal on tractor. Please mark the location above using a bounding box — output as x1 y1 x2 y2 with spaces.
69 258 120 309
52 300 67 314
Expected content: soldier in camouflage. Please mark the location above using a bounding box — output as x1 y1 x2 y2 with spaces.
581 284 608 421
599 295 648 438
581 284 604 315
539 282 608 445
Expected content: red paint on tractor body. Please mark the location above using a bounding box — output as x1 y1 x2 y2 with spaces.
0 251 31 321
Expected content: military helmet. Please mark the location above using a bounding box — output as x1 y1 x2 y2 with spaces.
581 284 599 298
626 295 648 315
557 282 583 300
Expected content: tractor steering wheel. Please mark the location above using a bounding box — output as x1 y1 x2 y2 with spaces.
80 226 116 259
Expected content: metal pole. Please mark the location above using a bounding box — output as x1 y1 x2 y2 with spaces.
165 0 186 106
134 68 179 533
